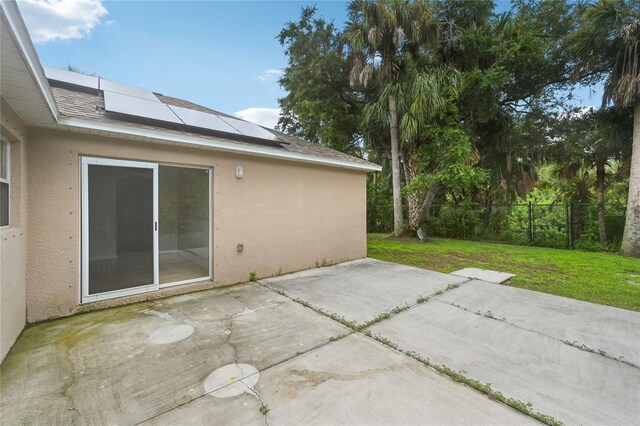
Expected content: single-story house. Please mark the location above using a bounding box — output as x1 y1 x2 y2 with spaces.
0 2 380 361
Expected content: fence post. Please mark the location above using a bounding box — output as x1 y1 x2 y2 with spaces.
565 203 570 249
570 203 575 249
528 202 533 243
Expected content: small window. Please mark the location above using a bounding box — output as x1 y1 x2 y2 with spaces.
0 138 9 227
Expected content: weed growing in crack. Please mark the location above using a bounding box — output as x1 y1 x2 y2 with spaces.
372 312 391 322
259 404 270 415
416 296 429 304
249 272 257 282
562 340 618 362
273 288 286 296
289 297 360 331
295 298 312 309
371 334 398 350
434 283 462 296
391 305 410 315
329 334 349 343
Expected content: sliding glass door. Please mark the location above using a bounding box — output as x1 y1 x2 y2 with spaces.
82 158 210 302
82 158 158 301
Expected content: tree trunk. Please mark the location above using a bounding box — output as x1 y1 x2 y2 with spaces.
415 182 441 241
620 102 640 257
596 159 607 243
403 148 422 234
388 94 404 237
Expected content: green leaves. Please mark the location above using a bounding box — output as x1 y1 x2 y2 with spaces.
277 7 363 155
402 125 487 200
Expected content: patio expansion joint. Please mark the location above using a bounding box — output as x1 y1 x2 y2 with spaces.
432 298 639 369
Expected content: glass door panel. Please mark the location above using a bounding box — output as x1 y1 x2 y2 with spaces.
159 166 210 285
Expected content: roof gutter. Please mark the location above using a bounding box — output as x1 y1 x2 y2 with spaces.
0 1 59 122
57 117 382 172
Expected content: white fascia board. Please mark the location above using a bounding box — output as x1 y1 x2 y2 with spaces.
58 117 382 172
0 1 58 122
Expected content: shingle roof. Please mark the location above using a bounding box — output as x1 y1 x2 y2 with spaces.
50 85 378 169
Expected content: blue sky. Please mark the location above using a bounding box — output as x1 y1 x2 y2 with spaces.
19 0 602 128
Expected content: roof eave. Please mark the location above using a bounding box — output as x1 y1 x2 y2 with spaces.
0 1 59 123
55 117 382 172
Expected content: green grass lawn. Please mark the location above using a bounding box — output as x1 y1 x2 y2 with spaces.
368 233 640 311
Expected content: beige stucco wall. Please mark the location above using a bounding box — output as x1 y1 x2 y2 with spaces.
26 128 367 323
0 99 29 361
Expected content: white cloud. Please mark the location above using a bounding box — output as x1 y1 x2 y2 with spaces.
258 69 283 82
18 0 108 43
235 108 281 129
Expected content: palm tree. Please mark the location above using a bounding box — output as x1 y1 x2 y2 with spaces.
571 0 640 256
345 0 439 236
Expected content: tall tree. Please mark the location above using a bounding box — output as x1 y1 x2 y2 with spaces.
345 0 439 236
277 7 363 155
436 0 580 203
571 0 640 257
360 59 483 236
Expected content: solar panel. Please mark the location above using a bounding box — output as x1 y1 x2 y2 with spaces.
103 91 183 124
43 65 99 90
167 105 241 135
100 79 159 102
218 116 280 142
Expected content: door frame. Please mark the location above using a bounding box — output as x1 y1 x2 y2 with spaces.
81 156 159 303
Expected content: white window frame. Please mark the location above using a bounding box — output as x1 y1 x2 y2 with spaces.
0 137 10 228
81 156 159 303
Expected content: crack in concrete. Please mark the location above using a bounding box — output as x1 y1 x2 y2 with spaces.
238 376 271 426
214 313 272 424
224 314 238 360
59 344 81 423
433 298 639 369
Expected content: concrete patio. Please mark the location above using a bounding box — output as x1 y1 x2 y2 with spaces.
2 258 639 425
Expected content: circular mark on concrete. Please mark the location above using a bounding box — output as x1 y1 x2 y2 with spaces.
204 363 259 398
148 324 194 344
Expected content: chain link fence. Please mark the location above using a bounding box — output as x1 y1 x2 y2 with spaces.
421 202 627 251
